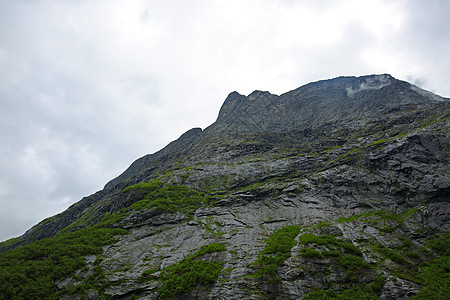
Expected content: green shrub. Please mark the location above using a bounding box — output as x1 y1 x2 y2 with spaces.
97 210 130 227
122 180 163 193
193 243 226 257
302 276 386 299
322 250 340 257
124 181 214 216
298 247 323 258
411 233 450 299
138 268 159 283
302 288 337 299
298 233 362 256
157 243 226 298
338 254 370 271
68 257 109 296
372 244 408 264
252 225 302 278
0 237 19 251
297 232 373 289
427 233 450 256
337 209 421 232
0 227 127 299
100 181 217 228
263 225 302 255
412 256 450 299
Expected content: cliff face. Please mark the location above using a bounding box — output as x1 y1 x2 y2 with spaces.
1 74 449 299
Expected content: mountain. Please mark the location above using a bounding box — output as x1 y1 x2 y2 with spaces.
1 74 449 299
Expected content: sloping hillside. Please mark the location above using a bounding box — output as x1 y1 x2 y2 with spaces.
1 74 449 299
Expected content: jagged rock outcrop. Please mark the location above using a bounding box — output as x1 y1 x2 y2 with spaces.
1 74 449 299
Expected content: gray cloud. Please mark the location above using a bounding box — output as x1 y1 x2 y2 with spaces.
399 0 450 95
1 0 449 241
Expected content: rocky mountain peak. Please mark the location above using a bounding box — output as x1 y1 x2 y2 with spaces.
1 74 449 300
247 90 277 100
212 74 446 135
216 91 247 121
344 74 394 97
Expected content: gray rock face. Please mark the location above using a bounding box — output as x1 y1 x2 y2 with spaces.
2 74 449 299
208 74 446 135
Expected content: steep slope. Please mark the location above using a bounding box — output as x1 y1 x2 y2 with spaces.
0 74 449 299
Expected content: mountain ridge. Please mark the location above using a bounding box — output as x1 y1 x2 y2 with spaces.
4 73 448 249
1 74 449 299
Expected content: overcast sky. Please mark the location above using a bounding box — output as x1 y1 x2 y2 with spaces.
1 0 449 241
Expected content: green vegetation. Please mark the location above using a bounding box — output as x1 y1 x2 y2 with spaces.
130 185 206 213
96 180 217 228
335 212 447 290
372 243 408 264
123 179 215 216
0 226 127 299
297 232 377 295
251 225 302 278
198 174 235 191
303 275 386 299
237 176 293 193
193 242 226 256
411 233 450 299
427 232 450 256
0 180 220 299
297 225 448 299
298 247 323 258
412 256 450 299
0 237 19 251
298 233 362 256
67 257 110 296
311 221 332 229
320 127 418 169
238 181 268 192
201 217 226 236
338 254 370 271
369 238 430 285
0 182 202 298
138 267 159 282
336 208 421 233
59 183 164 231
122 180 163 193
156 243 226 299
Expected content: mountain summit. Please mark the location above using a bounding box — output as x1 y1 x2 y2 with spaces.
1 74 449 299
213 74 442 133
